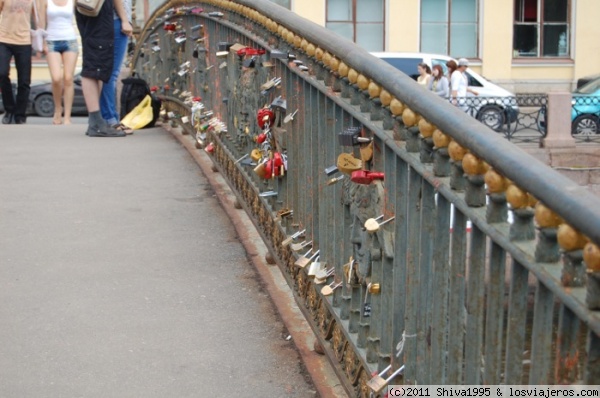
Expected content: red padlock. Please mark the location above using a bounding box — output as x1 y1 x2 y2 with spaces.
150 86 158 92
350 170 384 185
263 153 285 179
257 108 274 129
255 133 267 144
163 22 177 31
205 142 215 154
192 96 202 102
236 47 266 57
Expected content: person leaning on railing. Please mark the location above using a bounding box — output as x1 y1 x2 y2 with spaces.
427 64 449 98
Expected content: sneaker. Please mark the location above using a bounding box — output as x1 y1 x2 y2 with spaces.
2 113 14 124
86 124 126 137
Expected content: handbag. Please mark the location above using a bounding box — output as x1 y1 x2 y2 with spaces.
30 0 47 53
76 0 105 17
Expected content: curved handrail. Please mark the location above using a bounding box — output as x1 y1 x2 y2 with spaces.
134 0 600 245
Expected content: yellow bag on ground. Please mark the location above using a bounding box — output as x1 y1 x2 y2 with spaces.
121 95 153 130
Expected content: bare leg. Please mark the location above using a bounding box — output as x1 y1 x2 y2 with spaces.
46 51 64 124
61 51 78 125
81 76 101 112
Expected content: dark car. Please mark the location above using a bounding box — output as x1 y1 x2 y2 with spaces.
0 74 87 117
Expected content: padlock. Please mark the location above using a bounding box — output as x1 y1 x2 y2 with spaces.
250 149 262 162
204 142 214 154
281 228 306 247
255 133 267 144
163 22 176 31
364 216 395 233
321 281 342 296
338 127 372 146
257 108 275 129
366 364 405 393
295 249 320 269
351 170 384 185
337 153 363 175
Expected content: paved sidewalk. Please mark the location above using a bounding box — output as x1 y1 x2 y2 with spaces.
0 119 317 398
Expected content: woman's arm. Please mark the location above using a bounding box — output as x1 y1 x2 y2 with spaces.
113 0 133 36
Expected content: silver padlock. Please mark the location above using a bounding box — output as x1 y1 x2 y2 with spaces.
366 364 405 393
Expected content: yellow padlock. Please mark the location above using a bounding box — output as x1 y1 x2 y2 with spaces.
337 153 363 175
250 149 262 162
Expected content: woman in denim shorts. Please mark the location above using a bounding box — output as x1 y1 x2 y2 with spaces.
42 0 79 124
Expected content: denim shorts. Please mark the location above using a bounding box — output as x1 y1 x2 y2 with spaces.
46 39 79 54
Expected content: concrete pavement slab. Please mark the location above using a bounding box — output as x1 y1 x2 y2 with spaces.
0 119 318 398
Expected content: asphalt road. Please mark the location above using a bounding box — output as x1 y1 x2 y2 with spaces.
0 118 318 398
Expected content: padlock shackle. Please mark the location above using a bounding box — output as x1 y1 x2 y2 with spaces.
308 250 320 261
384 365 405 383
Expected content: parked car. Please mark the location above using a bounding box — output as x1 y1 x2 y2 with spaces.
538 75 600 137
0 74 87 117
571 75 600 136
370 52 519 131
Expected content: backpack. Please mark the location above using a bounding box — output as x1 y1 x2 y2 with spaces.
120 77 161 128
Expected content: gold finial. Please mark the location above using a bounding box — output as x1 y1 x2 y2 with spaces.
390 98 404 116
462 153 489 175
484 169 509 194
357 74 370 90
402 108 417 127
534 202 563 228
557 224 589 252
418 119 435 138
448 140 467 161
368 82 381 99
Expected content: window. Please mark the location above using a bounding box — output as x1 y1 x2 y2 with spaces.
513 0 570 58
269 0 291 9
326 0 384 52
421 0 479 58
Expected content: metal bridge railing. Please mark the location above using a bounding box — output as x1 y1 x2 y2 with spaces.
132 0 600 395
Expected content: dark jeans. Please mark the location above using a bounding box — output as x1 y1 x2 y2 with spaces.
0 42 32 118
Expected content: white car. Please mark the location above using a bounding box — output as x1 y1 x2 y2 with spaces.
371 52 519 131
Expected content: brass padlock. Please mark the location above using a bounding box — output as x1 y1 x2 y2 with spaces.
336 153 362 175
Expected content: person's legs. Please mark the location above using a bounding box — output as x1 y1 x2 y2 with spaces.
12 44 32 124
61 43 79 125
82 76 124 137
100 19 128 126
46 47 65 124
0 43 15 124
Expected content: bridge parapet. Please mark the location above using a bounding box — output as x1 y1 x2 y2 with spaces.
133 0 600 393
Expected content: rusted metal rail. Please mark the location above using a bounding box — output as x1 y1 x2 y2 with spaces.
132 1 600 395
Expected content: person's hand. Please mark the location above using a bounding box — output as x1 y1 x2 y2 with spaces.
121 20 133 37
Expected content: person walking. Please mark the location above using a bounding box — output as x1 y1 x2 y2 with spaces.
427 64 449 98
99 0 132 133
0 0 40 124
42 0 78 125
416 62 431 87
450 58 478 112
76 0 130 137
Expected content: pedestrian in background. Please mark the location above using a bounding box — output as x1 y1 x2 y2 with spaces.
42 0 78 125
76 0 129 137
427 64 449 98
417 62 431 86
99 0 132 134
450 58 478 111
0 0 40 124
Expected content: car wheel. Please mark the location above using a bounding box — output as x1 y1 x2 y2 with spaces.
33 93 55 117
477 105 506 132
571 114 599 136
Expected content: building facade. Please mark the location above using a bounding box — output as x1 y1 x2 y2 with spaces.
283 0 600 93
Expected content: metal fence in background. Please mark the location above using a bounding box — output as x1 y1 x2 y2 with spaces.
131 1 600 396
